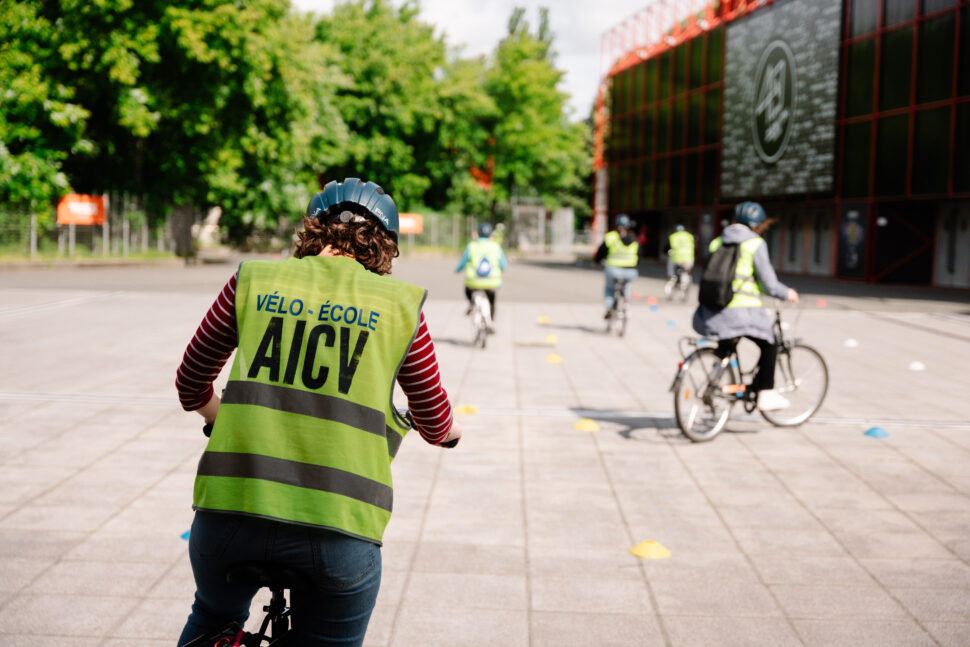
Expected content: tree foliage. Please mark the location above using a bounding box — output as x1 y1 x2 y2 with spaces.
0 0 591 237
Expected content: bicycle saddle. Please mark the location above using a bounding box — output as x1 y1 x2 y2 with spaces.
225 562 310 591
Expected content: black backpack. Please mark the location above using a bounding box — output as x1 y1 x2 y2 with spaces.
698 242 740 310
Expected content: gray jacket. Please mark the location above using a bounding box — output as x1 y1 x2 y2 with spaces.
692 224 790 342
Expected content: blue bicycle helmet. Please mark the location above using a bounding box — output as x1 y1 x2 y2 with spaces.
478 222 494 238
306 178 400 242
615 213 632 229
674 224 685 232
734 201 767 228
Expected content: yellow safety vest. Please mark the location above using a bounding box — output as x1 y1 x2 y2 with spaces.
464 239 503 289
604 231 639 267
193 256 426 544
669 231 695 264
709 236 764 309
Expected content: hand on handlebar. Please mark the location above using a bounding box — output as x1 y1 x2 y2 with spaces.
787 288 799 304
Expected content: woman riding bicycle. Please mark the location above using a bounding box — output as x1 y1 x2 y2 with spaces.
174 178 462 646
593 213 639 320
692 201 799 412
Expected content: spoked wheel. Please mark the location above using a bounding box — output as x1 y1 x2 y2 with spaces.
616 303 628 337
760 343 828 426
673 348 737 442
664 278 675 299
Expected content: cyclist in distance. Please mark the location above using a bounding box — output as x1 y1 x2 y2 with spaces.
692 201 799 412
174 178 462 646
455 221 507 326
593 213 639 319
665 224 695 282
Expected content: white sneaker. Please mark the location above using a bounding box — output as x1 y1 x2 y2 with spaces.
757 389 790 411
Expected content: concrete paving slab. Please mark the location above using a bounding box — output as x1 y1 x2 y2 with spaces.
2 257 970 644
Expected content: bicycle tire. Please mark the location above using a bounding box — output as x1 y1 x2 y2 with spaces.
759 343 828 427
617 302 628 336
673 348 737 442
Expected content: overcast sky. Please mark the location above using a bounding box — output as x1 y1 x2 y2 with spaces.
290 0 644 119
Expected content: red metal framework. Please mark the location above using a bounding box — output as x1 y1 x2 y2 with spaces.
594 1 778 173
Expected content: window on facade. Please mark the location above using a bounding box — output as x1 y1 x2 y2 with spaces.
672 98 685 152
636 63 649 106
883 0 915 26
912 107 950 194
707 28 723 84
847 38 876 117
628 164 641 209
959 6 970 97
670 155 684 206
921 0 958 14
917 12 955 104
689 37 704 90
642 160 655 209
657 103 670 154
874 114 909 195
688 93 702 148
640 110 654 158
685 153 699 206
956 104 970 192
850 0 880 37
629 112 642 159
628 68 640 115
880 27 913 111
645 59 657 105
673 45 687 97
701 150 718 205
704 88 721 145
656 159 669 207
659 51 672 101
842 121 871 197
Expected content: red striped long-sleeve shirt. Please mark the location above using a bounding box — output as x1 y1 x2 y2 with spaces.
175 273 454 444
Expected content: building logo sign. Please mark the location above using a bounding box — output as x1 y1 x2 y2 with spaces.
752 40 796 164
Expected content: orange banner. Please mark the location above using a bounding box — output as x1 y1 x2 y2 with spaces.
399 213 424 234
57 194 106 226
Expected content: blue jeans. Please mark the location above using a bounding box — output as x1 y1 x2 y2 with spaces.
603 265 638 309
177 510 381 647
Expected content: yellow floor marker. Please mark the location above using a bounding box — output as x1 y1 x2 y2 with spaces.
630 540 671 559
573 418 599 432
546 353 562 364
536 315 550 324
545 334 559 345
454 404 479 414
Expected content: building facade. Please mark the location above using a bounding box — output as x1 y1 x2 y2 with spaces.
596 0 970 288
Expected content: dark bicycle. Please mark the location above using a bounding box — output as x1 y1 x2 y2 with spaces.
669 307 828 442
605 278 631 337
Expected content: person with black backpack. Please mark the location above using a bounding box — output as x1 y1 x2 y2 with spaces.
693 202 799 411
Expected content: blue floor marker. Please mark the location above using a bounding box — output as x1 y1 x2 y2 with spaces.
649 305 659 312
666 320 676 326
181 530 191 540
864 427 889 439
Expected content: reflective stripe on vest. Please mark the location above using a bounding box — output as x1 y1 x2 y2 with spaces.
668 231 695 264
709 236 764 309
193 256 426 544
464 239 503 289
604 230 638 267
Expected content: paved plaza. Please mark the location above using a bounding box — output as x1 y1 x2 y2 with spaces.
0 254 968 646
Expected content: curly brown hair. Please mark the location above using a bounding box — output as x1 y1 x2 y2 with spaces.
293 216 399 275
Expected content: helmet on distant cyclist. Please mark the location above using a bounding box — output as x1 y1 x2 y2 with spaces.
733 201 767 228
615 213 632 229
674 224 685 232
478 222 494 238
306 178 400 242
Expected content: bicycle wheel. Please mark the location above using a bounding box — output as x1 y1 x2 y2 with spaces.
617 301 628 337
759 343 828 427
673 348 737 442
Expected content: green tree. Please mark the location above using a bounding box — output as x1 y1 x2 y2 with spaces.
0 0 87 220
483 7 590 214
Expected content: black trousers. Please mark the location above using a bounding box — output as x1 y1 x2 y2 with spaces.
716 336 777 392
464 288 497 318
